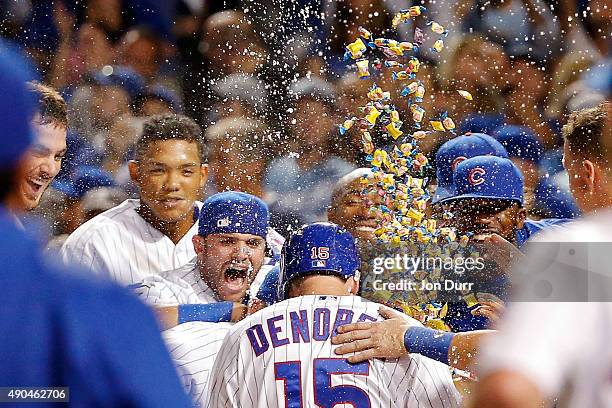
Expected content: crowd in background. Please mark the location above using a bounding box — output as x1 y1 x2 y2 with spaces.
1 0 608 239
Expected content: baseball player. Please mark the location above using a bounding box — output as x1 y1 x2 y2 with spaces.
5 80 67 220
0 39 192 408
431 133 509 205
135 191 274 329
60 113 208 285
205 222 461 408
471 102 612 408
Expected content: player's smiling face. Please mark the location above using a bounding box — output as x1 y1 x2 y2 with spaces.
328 178 382 241
193 232 266 302
16 121 67 211
132 139 207 223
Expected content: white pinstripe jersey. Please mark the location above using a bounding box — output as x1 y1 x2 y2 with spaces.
135 259 277 306
164 322 233 407
59 199 201 285
204 295 461 408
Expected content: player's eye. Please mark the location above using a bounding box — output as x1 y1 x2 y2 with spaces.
183 170 194 176
247 239 265 249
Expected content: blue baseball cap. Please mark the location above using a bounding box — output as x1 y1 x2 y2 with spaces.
90 65 145 99
198 191 270 238
493 125 543 163
459 113 505 134
52 166 115 200
0 40 37 168
278 222 360 300
433 133 509 203
444 156 524 204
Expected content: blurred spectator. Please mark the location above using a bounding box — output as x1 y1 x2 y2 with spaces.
117 26 163 82
459 113 506 134
205 117 270 197
505 56 558 148
263 77 355 227
493 125 580 219
183 9 269 124
460 0 561 62
209 73 269 122
441 36 510 121
51 166 116 234
133 85 183 116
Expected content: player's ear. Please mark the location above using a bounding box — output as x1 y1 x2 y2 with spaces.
199 163 209 188
192 234 206 254
128 160 140 184
346 271 360 295
515 206 527 230
582 159 597 192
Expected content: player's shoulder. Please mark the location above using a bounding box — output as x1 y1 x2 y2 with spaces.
156 259 198 284
530 211 612 243
63 199 140 243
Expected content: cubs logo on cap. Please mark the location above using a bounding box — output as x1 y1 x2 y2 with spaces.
442 156 523 204
468 167 486 186
433 133 508 203
451 156 468 171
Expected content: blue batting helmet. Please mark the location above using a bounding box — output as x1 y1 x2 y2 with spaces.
278 222 360 300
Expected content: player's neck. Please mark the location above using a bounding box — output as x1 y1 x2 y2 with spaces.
137 202 195 244
289 276 355 298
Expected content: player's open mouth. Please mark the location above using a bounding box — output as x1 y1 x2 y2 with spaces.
26 178 45 194
223 267 249 291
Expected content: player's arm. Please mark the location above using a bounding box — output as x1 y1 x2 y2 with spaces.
154 303 248 330
331 306 494 371
470 370 544 407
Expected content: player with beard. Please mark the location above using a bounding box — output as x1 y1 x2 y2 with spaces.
134 191 274 329
6 82 67 219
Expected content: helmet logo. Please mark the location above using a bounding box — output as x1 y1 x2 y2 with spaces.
452 156 467 171
217 217 230 227
468 167 486 186
310 247 330 260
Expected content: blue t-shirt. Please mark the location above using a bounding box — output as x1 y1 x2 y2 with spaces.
0 211 191 408
516 218 571 248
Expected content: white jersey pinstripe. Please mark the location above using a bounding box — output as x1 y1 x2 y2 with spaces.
164 322 233 407
135 259 277 306
204 295 461 408
59 199 201 285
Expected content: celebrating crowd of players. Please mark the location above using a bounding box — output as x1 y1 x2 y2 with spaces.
1 7 612 407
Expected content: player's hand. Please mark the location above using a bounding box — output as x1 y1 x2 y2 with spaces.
331 306 419 363
471 300 505 328
231 303 248 322
473 233 524 277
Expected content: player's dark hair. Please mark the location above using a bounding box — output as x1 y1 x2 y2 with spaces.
563 102 608 163
28 81 68 128
134 114 204 161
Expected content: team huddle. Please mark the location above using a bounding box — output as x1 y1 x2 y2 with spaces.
1 25 612 408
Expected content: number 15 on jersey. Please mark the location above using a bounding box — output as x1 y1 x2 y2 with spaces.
275 358 371 408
